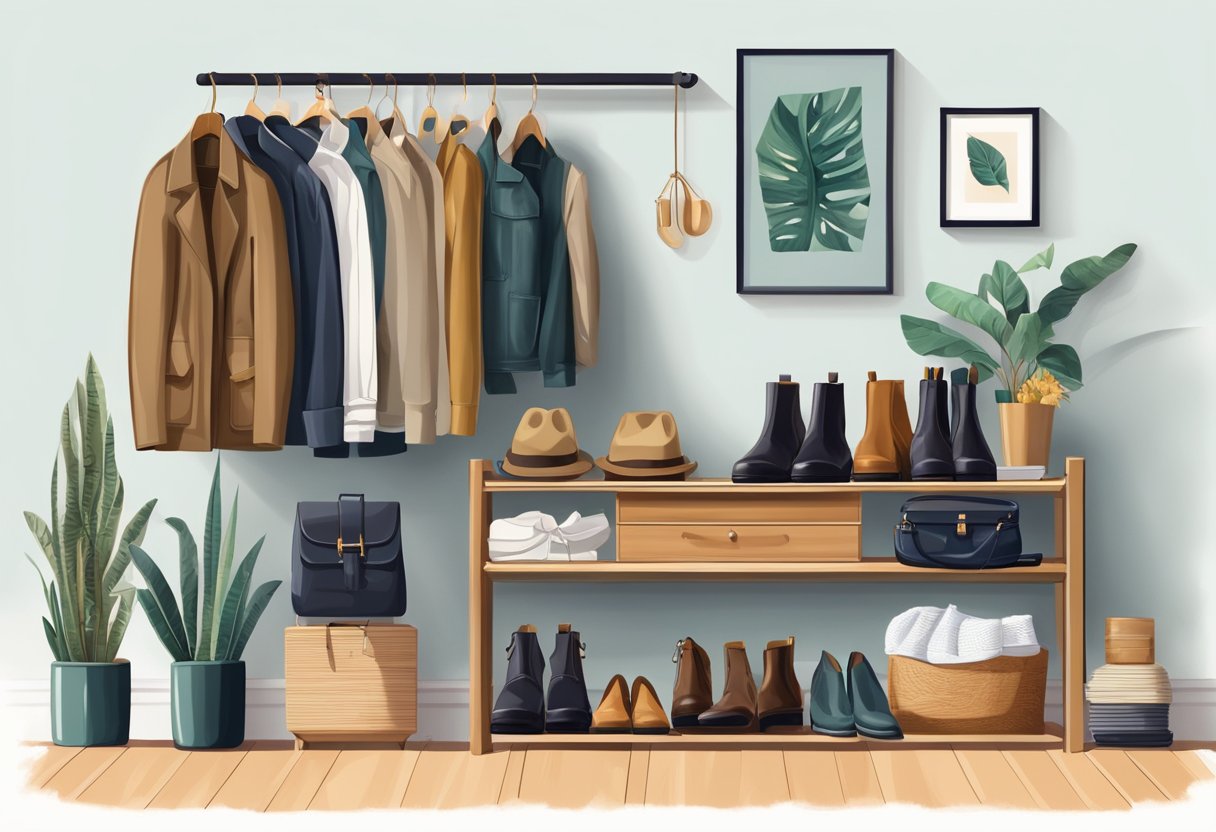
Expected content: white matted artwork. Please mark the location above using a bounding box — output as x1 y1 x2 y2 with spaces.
940 108 1039 227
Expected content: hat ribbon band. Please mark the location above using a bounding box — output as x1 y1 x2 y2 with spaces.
606 455 687 469
506 449 582 468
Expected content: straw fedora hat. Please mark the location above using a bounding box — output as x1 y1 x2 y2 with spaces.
596 411 698 480
498 407 594 480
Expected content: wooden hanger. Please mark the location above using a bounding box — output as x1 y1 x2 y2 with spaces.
482 73 500 134
243 73 266 120
443 73 471 140
345 73 383 143
509 74 546 154
269 74 292 119
295 78 337 125
417 74 440 141
190 73 224 141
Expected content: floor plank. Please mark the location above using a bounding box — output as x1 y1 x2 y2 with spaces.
1003 750 1086 810
644 749 741 807
1046 749 1130 810
1125 749 1202 801
42 746 126 800
146 744 252 809
497 746 526 804
624 746 650 805
869 748 979 807
1087 749 1168 803
24 745 83 789
1174 750 1216 782
517 747 631 808
265 750 340 812
740 749 791 805
208 748 303 811
783 749 845 806
76 745 188 808
309 746 423 810
400 742 511 809
954 749 1037 809
834 750 884 805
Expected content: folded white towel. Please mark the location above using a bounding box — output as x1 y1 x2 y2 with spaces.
488 511 610 562
886 604 1040 664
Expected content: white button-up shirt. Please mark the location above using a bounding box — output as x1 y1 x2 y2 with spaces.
307 119 378 442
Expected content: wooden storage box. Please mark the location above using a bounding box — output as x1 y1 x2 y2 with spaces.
1105 617 1155 664
615 493 861 562
285 624 417 749
888 649 1048 734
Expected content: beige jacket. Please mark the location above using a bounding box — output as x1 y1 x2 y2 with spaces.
129 126 294 451
436 133 484 436
363 122 440 444
564 164 599 368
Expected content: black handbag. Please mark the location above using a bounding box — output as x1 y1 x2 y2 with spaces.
893 495 1041 569
292 494 407 616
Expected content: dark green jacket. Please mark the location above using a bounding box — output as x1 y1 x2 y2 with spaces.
476 130 576 392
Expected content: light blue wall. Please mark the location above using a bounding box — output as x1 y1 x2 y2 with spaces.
3 0 1214 734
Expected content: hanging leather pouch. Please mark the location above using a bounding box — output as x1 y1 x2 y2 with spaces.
292 494 407 616
894 495 1041 569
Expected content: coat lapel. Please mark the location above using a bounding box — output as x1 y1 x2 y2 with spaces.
172 189 208 268
211 130 242 284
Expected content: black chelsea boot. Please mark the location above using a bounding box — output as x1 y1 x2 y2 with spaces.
791 372 852 482
732 375 805 483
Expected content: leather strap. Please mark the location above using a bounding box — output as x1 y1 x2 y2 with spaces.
506 449 580 468
338 494 365 591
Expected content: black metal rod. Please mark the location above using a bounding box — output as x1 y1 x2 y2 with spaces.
195 71 698 89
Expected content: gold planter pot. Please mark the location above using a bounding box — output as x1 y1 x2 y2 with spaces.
998 403 1055 467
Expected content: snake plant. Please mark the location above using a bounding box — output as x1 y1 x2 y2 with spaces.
25 356 158 663
130 459 280 662
900 242 1137 396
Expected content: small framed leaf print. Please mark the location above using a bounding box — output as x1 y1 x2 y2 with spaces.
737 49 894 294
940 108 1040 227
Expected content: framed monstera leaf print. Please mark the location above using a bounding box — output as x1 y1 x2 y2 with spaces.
737 49 893 294
941 108 1040 227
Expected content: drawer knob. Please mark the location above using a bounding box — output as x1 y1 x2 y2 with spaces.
727 529 738 542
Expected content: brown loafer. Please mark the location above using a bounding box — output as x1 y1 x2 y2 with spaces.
591 674 632 733
630 676 671 735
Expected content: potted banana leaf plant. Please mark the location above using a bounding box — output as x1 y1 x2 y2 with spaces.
26 357 157 746
131 459 280 749
901 242 1137 467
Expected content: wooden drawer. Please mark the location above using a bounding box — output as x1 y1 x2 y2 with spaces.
617 523 860 562
617 492 860 523
285 624 416 747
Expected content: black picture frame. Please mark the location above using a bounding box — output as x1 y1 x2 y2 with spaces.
736 48 894 295
940 107 1040 228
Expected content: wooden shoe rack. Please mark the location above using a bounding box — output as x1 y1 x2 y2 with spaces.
467 457 1087 755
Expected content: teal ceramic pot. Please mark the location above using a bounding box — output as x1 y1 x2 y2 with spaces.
170 661 246 749
50 660 131 747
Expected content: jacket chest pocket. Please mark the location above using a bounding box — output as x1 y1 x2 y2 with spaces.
226 336 255 430
165 340 194 426
484 187 540 287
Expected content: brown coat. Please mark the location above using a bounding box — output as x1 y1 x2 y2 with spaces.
129 127 294 451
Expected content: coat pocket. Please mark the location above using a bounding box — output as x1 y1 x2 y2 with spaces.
165 340 193 426
226 336 255 431
507 293 542 360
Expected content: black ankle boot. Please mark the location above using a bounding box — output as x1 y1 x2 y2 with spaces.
952 365 997 481
545 624 592 733
910 368 954 480
732 375 805 483
491 626 545 734
791 373 852 482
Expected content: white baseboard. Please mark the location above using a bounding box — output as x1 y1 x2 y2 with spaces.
5 678 1215 742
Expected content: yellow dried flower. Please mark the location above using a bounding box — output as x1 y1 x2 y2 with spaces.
1016 370 1069 407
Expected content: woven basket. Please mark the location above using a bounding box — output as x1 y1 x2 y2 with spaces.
887 649 1048 734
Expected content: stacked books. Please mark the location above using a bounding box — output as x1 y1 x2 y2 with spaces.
1085 618 1172 747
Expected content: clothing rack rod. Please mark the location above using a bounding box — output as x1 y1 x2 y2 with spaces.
195 72 699 89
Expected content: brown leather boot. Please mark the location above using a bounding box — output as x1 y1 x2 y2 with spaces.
855 371 912 480
698 641 758 730
757 636 804 730
671 637 713 728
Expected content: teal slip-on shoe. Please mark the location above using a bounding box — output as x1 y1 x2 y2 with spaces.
809 651 856 736
847 652 904 740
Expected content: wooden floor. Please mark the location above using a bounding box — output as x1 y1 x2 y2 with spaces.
25 741 1214 811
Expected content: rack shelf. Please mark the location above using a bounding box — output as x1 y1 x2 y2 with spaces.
491 724 1064 748
485 558 1066 583
468 459 1086 756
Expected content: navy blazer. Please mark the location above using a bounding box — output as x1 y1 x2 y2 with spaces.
227 115 345 448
